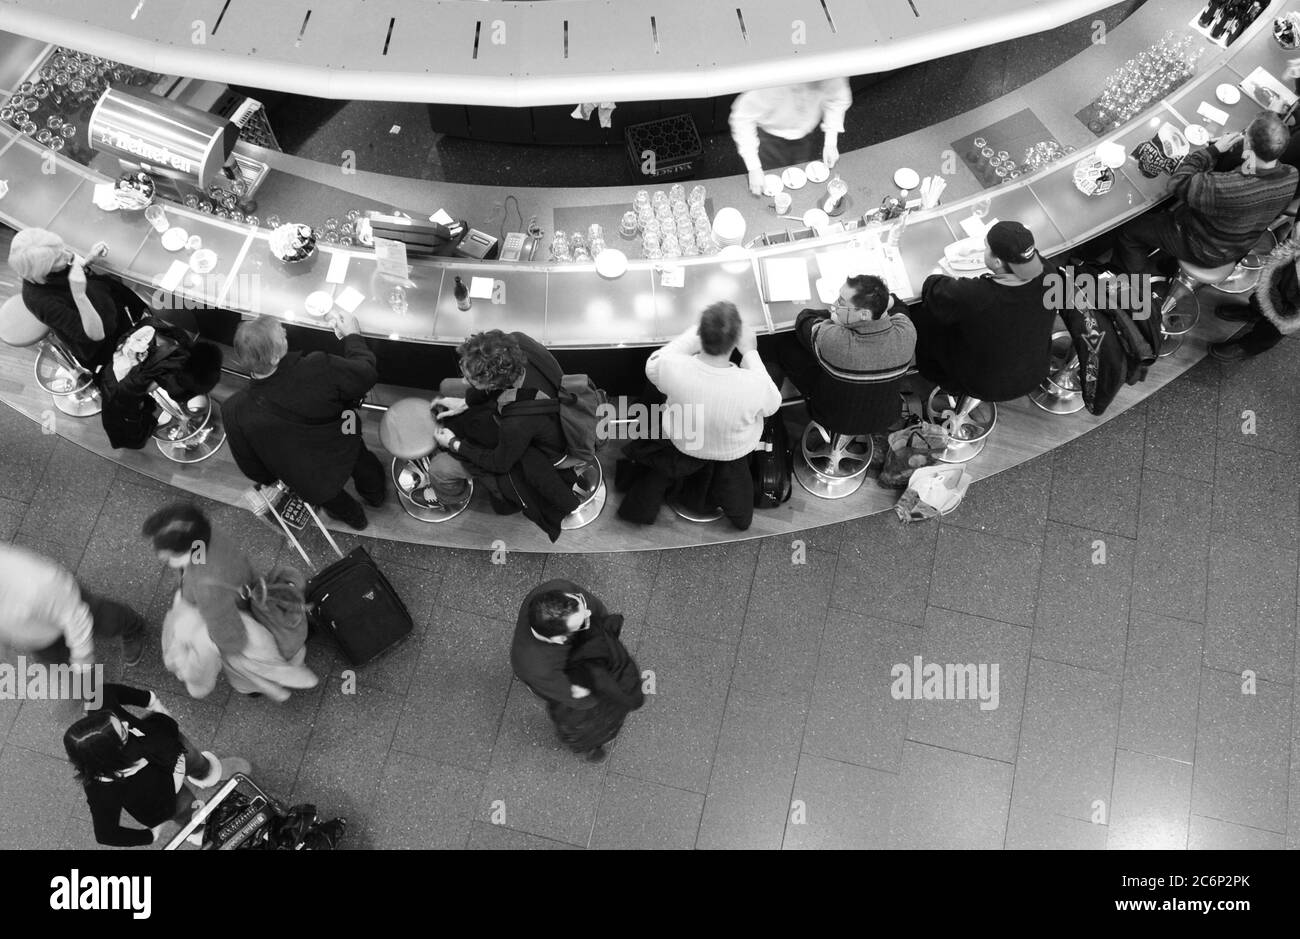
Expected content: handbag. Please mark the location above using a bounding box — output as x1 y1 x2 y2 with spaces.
161 591 223 699
238 566 311 661
877 419 948 488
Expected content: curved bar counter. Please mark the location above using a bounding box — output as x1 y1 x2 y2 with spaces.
0 0 1288 553
0 0 1117 106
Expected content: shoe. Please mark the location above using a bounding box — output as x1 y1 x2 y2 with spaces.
359 489 386 509
186 752 223 788
121 630 145 667
585 746 608 764
323 506 368 531
1209 340 1253 362
488 493 522 515
1214 303 1258 323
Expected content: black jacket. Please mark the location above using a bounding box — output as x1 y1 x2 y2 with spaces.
81 684 186 847
222 335 378 503
512 579 607 707
23 268 147 370
98 317 211 449
549 613 645 753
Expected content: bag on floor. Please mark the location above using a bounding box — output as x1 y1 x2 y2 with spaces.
751 414 793 508
877 420 948 489
258 491 414 667
895 465 972 523
241 565 311 661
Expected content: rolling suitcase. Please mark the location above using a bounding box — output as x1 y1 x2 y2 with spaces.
258 488 414 666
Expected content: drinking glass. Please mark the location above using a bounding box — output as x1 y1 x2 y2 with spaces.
589 238 606 257
973 137 987 150
324 217 339 232
634 189 650 211
245 216 259 228
199 200 214 214
184 194 199 209
266 214 282 228
672 201 689 219
36 129 52 145
619 211 639 239
688 185 706 207
682 242 699 257
668 183 686 203
980 146 994 160
690 203 708 222
345 208 361 222
587 223 603 243
48 137 63 152
388 286 408 314
642 217 661 238
652 190 668 208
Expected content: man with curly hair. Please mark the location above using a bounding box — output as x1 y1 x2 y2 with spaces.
428 330 581 538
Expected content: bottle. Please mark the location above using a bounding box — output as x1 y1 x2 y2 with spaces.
454 275 471 311
1197 0 1220 29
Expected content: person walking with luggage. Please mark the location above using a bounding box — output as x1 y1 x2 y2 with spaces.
64 682 249 847
0 542 147 668
143 503 317 702
222 313 386 532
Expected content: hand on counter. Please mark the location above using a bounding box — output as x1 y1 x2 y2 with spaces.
822 141 840 169
1210 132 1242 154
328 311 361 338
747 168 765 197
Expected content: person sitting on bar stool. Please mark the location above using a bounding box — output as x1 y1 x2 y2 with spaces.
616 302 781 530
429 330 582 541
773 273 916 405
222 314 386 531
9 228 146 372
730 78 852 196
1114 114 1297 275
908 221 1057 402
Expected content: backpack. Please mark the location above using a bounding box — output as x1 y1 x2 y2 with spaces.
751 414 793 508
500 374 606 464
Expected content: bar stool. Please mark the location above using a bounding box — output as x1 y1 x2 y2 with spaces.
0 296 104 417
794 364 909 499
557 453 606 530
1029 331 1085 415
925 388 998 463
380 396 472 523
1154 258 1237 357
668 494 725 523
149 384 226 463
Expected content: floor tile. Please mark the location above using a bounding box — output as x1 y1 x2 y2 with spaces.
1130 527 1208 624
832 518 937 626
784 754 898 850
1048 408 1145 539
589 773 704 850
1187 814 1286 850
930 525 1042 628
1106 749 1192 849
465 821 580 850
940 455 1053 545
1203 533 1297 683
1032 522 1134 674
646 540 760 646
0 745 78 850
1119 611 1203 763
1004 802 1108 849
371 751 484 850
1211 440 1300 552
888 741 1014 849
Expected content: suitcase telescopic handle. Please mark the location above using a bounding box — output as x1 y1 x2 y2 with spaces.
256 486 346 569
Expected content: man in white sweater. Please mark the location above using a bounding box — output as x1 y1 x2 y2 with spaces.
0 543 146 669
617 302 781 529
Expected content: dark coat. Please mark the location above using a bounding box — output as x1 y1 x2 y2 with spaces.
80 684 186 847
512 579 607 707
98 317 213 450
23 268 145 369
549 613 644 753
1255 237 1300 336
222 335 378 504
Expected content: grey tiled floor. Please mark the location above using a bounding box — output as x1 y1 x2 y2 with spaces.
2 343 1299 850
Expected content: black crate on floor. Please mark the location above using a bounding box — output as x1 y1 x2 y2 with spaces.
625 114 702 183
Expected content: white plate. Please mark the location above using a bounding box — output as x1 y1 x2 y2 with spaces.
802 208 830 229
304 290 334 317
893 167 921 191
594 248 628 278
1216 83 1241 105
160 228 188 252
189 249 217 274
1184 123 1210 146
762 174 784 196
805 161 830 183
782 166 807 190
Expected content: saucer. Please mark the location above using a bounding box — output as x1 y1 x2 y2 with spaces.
305 290 334 317
189 249 217 274
762 174 784 196
893 167 921 191
161 228 188 251
1216 83 1241 105
781 166 807 190
1184 124 1210 146
594 248 628 278
805 161 830 183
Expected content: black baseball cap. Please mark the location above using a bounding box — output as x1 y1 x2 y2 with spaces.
986 221 1038 265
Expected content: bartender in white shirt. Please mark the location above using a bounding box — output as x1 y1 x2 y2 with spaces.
729 78 853 196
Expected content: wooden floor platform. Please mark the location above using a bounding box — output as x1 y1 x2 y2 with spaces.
0 297 1242 554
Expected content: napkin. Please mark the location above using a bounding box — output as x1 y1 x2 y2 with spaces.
335 285 365 313
326 252 350 284
762 257 810 302
469 276 494 299
159 260 189 292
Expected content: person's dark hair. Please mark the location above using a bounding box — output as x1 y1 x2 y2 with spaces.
457 330 528 391
64 711 128 784
698 301 741 355
174 341 223 396
528 590 580 639
141 502 212 555
1246 112 1288 162
845 275 891 319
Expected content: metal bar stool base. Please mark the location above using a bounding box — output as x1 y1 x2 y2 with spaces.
1029 385 1086 414
1158 333 1182 358
925 390 997 465
52 387 103 418
934 437 989 464
391 458 472 523
794 457 869 499
560 460 607 530
669 500 725 523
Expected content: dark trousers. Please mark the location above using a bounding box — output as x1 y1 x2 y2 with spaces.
1221 295 1286 354
757 127 822 172
1115 211 1205 274
318 444 385 521
617 438 755 530
32 588 145 665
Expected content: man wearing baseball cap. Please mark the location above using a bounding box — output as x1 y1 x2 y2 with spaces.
907 220 1058 402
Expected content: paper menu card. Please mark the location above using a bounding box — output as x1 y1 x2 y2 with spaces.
335 286 365 313
1240 67 1298 114
1196 101 1229 126
373 237 409 278
325 252 350 284
959 215 997 240
469 276 494 299
659 265 684 288
761 257 811 302
159 260 189 292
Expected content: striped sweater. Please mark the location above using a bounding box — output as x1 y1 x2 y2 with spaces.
795 303 916 381
1170 145 1297 265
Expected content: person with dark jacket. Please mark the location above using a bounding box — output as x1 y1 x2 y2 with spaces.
431 330 581 541
1115 114 1298 274
513 580 638 763
1210 236 1300 360
64 683 241 847
550 611 644 762
9 228 146 369
908 221 1057 402
100 316 223 449
222 313 385 531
